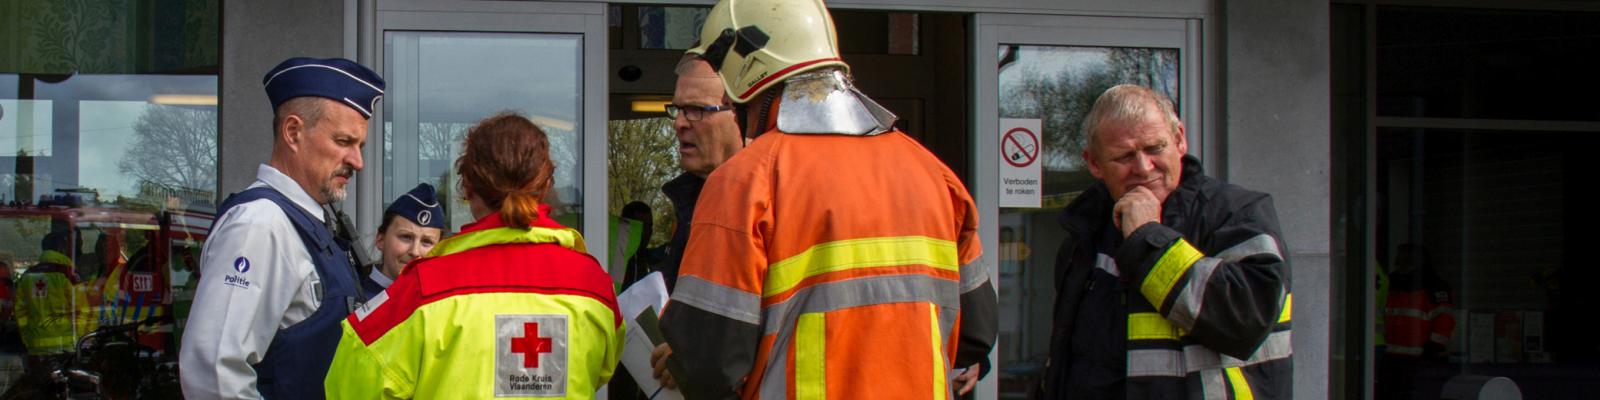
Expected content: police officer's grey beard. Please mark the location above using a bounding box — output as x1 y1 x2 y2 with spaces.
321 166 355 204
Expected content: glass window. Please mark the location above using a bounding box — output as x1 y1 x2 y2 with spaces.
1 0 217 395
383 31 584 231
993 44 1178 398
1376 8 1600 121
607 117 677 248
638 6 709 50
1373 129 1597 399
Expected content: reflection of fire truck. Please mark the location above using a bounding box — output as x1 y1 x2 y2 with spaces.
1 193 214 353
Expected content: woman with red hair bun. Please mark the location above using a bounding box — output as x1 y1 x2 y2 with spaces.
325 112 622 399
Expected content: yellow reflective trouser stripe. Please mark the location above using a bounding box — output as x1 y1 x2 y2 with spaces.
796 313 826 400
425 225 587 258
929 304 948 400
1225 366 1255 400
765 236 959 297
1279 294 1293 324
28 336 76 351
1129 312 1183 341
1142 239 1203 308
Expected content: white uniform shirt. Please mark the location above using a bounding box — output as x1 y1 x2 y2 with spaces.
367 268 394 289
180 164 327 399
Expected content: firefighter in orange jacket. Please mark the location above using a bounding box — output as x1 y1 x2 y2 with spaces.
1377 243 1454 398
324 113 623 399
653 0 999 398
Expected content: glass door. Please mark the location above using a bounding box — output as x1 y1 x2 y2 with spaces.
974 14 1201 399
362 0 609 260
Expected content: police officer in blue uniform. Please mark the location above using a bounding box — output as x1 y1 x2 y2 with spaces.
180 57 384 399
359 183 445 297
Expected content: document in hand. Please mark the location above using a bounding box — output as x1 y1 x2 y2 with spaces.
618 272 684 400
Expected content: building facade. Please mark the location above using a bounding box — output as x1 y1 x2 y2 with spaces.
8 0 1591 398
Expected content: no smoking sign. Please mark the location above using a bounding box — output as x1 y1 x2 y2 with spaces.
999 118 1042 208
1002 127 1039 168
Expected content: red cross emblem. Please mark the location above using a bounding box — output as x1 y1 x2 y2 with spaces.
509 322 553 368
33 279 46 298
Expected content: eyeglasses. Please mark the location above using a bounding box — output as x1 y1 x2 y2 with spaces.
664 103 731 121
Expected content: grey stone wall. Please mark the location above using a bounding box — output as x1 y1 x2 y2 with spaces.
1222 0 1331 399
219 0 346 197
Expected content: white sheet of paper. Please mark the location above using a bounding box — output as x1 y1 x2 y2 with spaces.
619 272 670 321
617 272 683 400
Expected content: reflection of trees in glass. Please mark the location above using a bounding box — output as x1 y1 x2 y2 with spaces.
607 118 678 247
418 121 471 162
639 6 710 50
116 105 216 196
1000 46 1178 171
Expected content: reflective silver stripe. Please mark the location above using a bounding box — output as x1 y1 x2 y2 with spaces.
960 261 991 293
763 317 796 400
1168 257 1222 331
760 344 789 400
1201 369 1228 400
1128 349 1187 377
938 303 958 355
761 274 958 335
1185 330 1294 372
1427 307 1454 319
673 275 762 325
1431 333 1450 344
1386 308 1426 319
1215 234 1283 262
1387 345 1422 355
1096 253 1119 277
757 274 957 398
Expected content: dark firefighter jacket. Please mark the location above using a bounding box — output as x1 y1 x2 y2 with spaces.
1037 155 1293 400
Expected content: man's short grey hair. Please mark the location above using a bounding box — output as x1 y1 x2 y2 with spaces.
1080 84 1182 157
272 97 327 137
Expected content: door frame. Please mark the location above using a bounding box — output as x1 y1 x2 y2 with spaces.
972 13 1203 399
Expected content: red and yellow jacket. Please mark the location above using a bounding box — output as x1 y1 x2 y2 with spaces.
15 251 98 355
659 130 998 399
325 207 623 399
1384 272 1455 358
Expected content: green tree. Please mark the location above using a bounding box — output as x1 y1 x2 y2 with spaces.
608 117 679 247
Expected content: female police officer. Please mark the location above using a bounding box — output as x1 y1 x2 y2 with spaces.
360 183 445 297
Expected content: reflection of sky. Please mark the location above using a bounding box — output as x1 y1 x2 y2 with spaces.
383 32 586 226
998 46 1108 95
78 101 144 198
410 32 580 126
4 74 216 198
0 100 53 156
1 75 17 99
998 46 1107 172
996 45 1177 173
640 7 709 49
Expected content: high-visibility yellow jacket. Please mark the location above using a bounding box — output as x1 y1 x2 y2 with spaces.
325 208 623 399
15 251 98 355
659 130 998 399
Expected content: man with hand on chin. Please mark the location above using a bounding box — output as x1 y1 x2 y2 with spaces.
1038 84 1293 399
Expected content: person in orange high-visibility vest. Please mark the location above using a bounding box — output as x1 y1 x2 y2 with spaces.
325 113 622 399
1377 243 1455 399
651 0 999 398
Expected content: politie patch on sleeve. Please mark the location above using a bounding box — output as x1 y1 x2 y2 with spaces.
495 314 568 397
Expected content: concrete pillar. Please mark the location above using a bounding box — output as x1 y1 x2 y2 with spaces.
1221 1 1332 399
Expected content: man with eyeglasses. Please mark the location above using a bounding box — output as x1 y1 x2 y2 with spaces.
656 56 748 292
606 55 747 400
